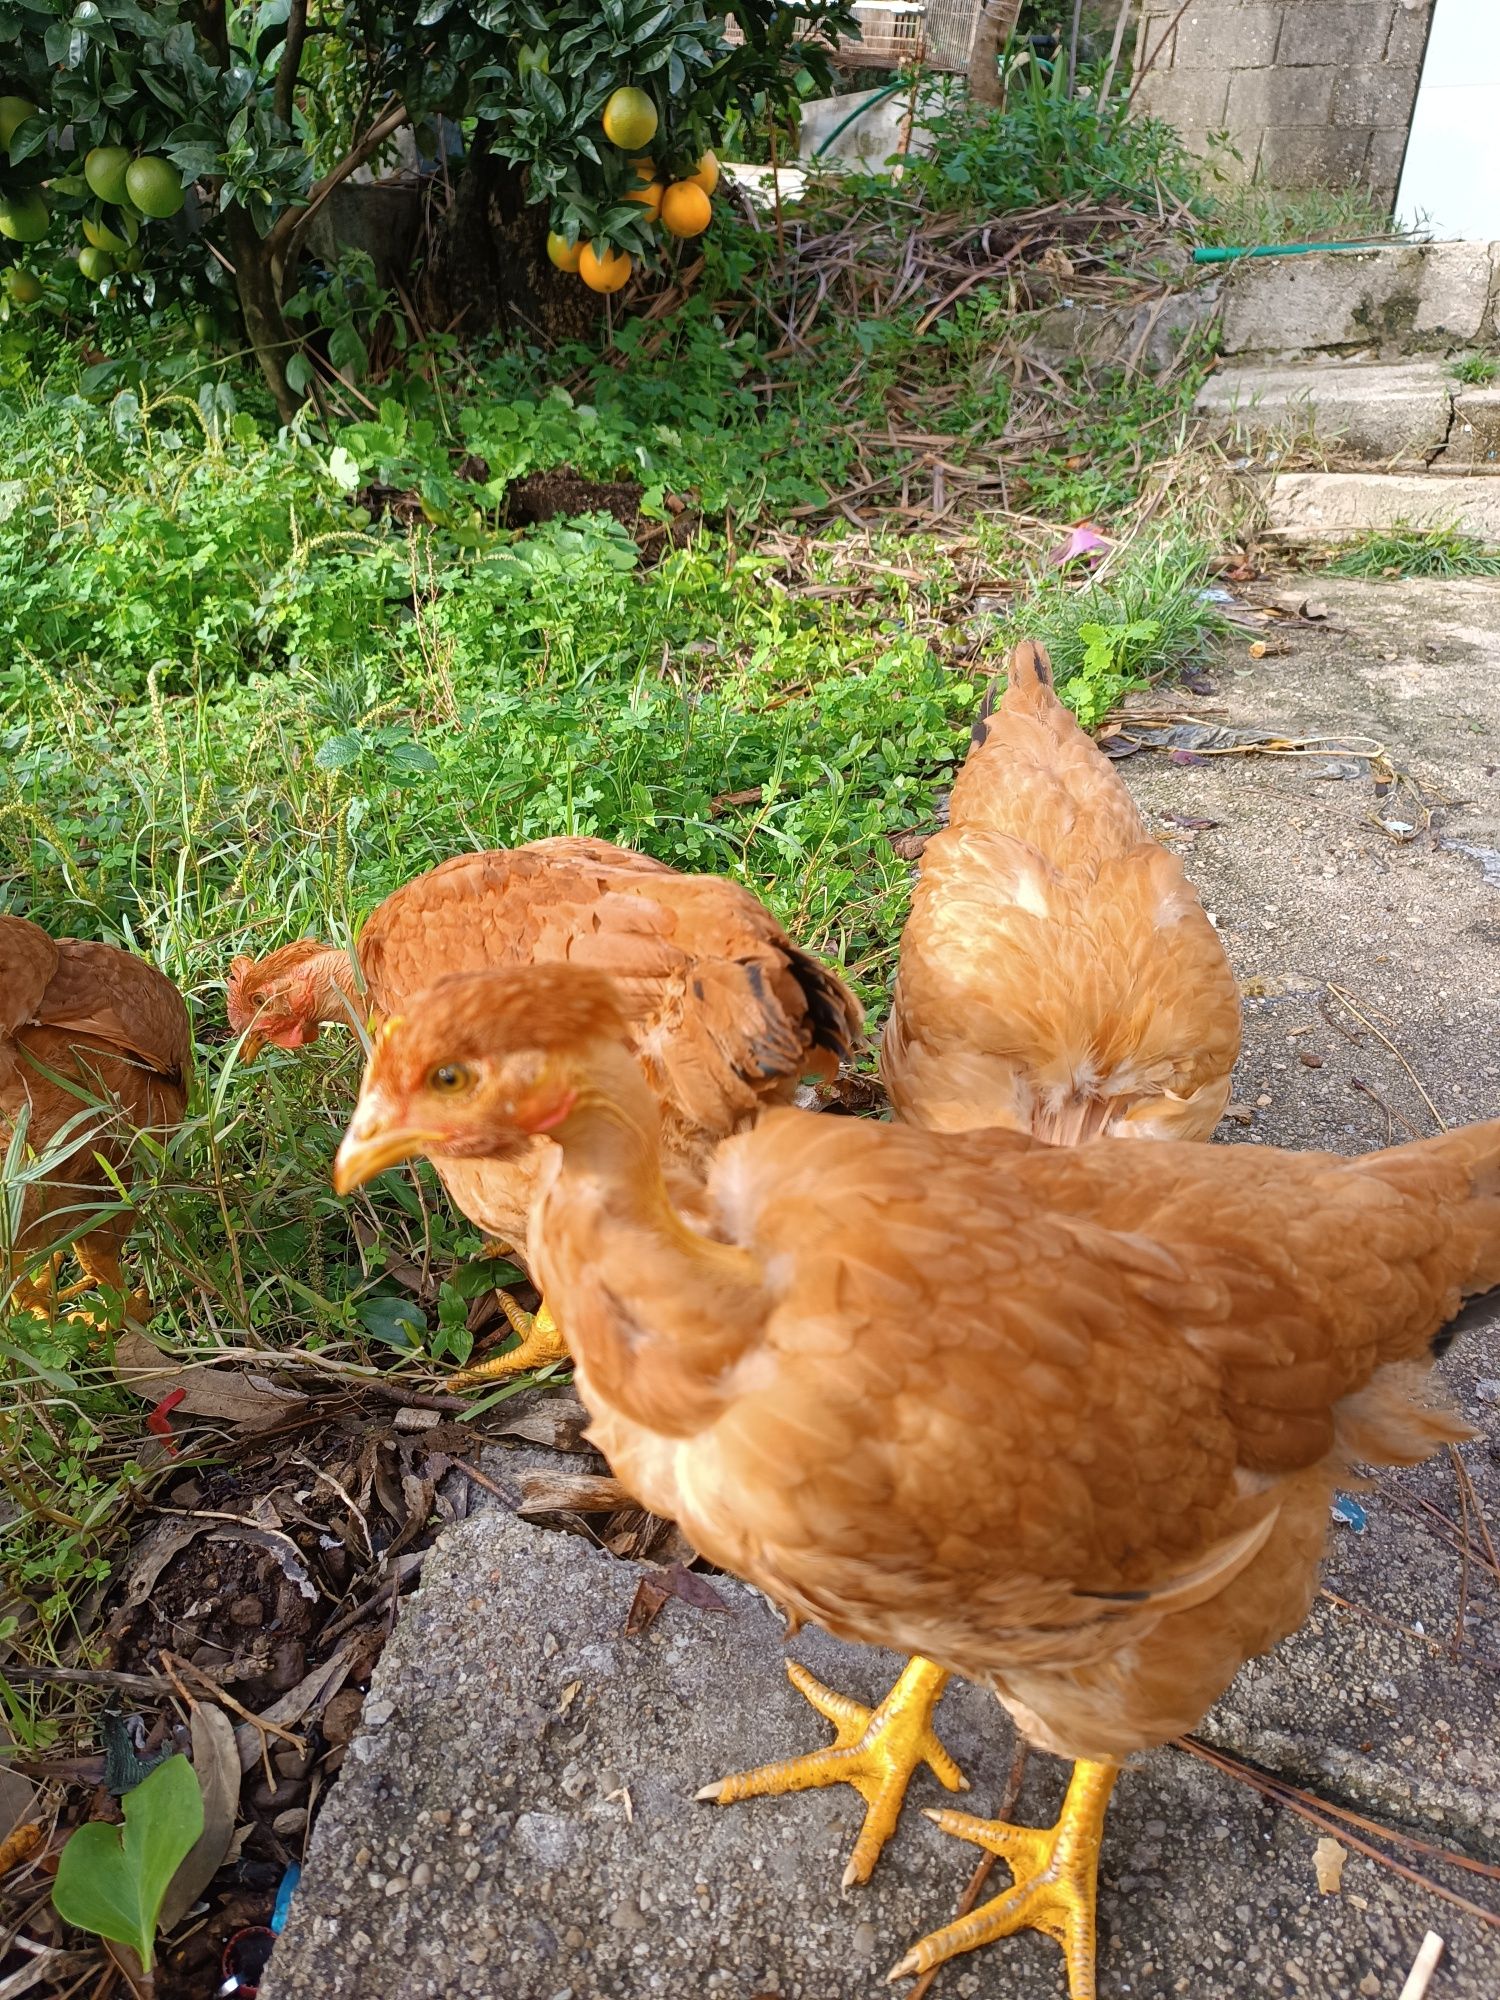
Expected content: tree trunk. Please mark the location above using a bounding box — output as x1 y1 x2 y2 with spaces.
969 0 1025 107
421 146 603 348
224 204 299 424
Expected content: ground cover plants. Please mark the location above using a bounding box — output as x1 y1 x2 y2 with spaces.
0 58 1237 1994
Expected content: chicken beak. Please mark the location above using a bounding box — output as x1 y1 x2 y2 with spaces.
236 1028 267 1066
332 1097 448 1195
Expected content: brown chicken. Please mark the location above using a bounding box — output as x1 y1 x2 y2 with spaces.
1 914 191 1322
334 965 1495 1998
884 640 1241 1142
228 838 861 1380
697 640 1249 1885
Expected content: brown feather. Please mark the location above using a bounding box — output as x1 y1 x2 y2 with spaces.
352 973 1495 1767
884 642 1241 1142
1 922 191 1287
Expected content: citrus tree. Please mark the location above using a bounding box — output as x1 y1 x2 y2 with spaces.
0 0 854 419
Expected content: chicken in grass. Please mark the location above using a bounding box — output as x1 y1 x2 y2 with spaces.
333 967 1496 1998
884 639 1241 1142
704 639 1248 1887
1 914 191 1324
228 838 862 1383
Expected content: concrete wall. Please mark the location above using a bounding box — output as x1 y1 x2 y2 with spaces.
1135 0 1434 208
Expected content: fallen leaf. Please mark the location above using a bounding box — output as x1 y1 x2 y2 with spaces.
624 1577 670 1637
1314 1834 1347 1894
117 1518 213 1612
115 1333 307 1434
233 1642 355 1775
159 1704 240 1931
661 1564 731 1613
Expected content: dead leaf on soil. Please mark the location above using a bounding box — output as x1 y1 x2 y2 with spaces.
115 1332 308 1434
623 1562 732 1636
117 1517 214 1611
159 1702 240 1930
233 1641 355 1774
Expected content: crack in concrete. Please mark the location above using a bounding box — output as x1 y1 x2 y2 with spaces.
1425 383 1460 469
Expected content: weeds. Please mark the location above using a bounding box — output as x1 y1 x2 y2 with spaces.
1322 526 1500 580
1195 178 1399 250
1448 354 1499 387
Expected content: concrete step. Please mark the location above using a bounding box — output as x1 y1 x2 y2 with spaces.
1218 239 1500 361
1265 470 1500 545
1198 359 1500 468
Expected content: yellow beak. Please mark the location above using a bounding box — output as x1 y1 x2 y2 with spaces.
235 1028 267 1066
332 1102 449 1195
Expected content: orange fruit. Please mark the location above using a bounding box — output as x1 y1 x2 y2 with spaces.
578 241 632 294
629 156 657 183
687 151 720 196
601 86 657 151
660 181 711 239
627 181 663 221
546 229 583 272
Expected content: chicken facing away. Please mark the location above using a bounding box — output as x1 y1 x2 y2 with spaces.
228 838 862 1382
701 640 1250 1888
1 914 191 1323
884 639 1242 1142
333 965 1496 1998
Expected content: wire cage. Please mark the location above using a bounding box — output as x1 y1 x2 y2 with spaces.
721 2 984 73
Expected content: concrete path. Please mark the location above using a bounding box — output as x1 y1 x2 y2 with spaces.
264 576 1500 2000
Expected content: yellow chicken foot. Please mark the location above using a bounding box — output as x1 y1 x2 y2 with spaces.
890 1757 1118 1998
698 1654 966 1887
446 1292 568 1389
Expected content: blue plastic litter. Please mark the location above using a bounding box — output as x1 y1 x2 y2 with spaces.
1331 1493 1368 1534
271 1865 301 1936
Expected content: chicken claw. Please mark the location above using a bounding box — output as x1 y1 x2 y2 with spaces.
890 1758 1118 1998
698 1654 965 1887
446 1292 568 1388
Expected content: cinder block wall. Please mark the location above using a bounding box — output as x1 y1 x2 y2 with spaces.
1135 0 1434 208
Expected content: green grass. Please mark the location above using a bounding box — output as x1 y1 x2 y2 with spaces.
1194 178 1399 251
0 107 1229 1659
1448 353 1499 387
1321 525 1500 579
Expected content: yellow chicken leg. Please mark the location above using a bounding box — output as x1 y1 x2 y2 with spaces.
446 1291 568 1388
698 1655 966 1887
890 1757 1118 1998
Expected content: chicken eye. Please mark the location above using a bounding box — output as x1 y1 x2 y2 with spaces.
428 1063 474 1095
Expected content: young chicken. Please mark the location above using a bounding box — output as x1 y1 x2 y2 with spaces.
2 914 191 1322
703 640 1249 1885
334 965 1495 2000
228 838 861 1381
884 639 1242 1142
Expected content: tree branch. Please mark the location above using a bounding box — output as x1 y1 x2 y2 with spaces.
273 0 310 129
265 99 409 263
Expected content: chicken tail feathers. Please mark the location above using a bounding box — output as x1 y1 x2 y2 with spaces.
780 942 865 1073
1006 638 1055 692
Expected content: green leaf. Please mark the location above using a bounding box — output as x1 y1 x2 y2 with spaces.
357 1295 426 1347
52 1756 203 1972
387 740 439 777
313 731 364 771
